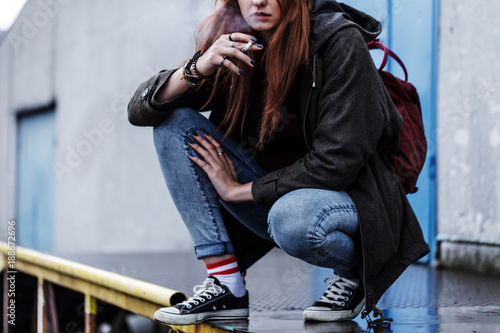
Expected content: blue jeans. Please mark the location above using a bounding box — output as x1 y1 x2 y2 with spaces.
153 108 360 277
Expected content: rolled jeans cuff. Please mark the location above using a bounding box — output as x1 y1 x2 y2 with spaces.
194 241 235 259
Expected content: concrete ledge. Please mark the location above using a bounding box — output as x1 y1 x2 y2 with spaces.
436 240 500 276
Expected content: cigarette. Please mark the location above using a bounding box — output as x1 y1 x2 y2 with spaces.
241 41 254 53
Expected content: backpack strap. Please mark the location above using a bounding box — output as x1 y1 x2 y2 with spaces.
367 39 408 82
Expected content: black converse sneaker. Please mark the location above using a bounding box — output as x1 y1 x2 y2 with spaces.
154 276 249 325
303 274 365 322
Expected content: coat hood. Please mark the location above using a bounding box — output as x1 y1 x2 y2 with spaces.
309 0 382 53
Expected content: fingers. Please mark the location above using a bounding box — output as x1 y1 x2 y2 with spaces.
188 155 209 170
189 132 231 169
202 134 238 180
195 32 263 78
225 155 238 179
230 41 263 53
226 32 258 44
215 33 263 75
220 56 246 76
188 132 240 190
192 131 222 160
218 49 258 76
189 132 219 167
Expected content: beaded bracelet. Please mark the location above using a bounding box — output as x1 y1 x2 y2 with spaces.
181 50 212 87
191 51 211 80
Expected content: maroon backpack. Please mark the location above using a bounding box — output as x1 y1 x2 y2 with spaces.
367 39 427 194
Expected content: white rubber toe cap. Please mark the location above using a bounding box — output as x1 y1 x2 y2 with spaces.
155 306 180 315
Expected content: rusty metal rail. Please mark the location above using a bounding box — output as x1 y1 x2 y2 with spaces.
0 242 227 333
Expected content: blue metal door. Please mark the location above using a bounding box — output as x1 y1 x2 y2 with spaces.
16 110 56 252
348 0 439 262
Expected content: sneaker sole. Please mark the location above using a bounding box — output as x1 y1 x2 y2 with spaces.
303 298 366 322
154 308 249 326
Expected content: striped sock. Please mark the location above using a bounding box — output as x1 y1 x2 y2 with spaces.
206 257 246 297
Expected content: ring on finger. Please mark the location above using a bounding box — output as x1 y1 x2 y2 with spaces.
231 41 236 48
220 57 226 67
241 41 254 53
217 152 225 156
228 33 234 41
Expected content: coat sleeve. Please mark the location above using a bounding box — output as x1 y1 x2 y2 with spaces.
127 69 214 126
252 27 397 209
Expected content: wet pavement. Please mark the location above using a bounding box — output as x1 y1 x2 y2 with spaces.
206 307 500 332
63 248 500 332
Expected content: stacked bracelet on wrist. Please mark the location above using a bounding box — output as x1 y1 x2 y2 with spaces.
181 50 211 87
191 51 211 79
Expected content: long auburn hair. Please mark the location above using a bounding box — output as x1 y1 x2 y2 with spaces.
196 0 311 146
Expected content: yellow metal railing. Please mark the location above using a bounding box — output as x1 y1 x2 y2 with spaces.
0 242 227 333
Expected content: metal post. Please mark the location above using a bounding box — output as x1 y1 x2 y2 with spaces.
37 277 46 333
44 282 59 333
85 294 97 333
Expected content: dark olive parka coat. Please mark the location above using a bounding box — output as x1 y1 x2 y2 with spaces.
128 1 429 313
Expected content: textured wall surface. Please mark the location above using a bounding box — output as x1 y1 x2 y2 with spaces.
0 0 212 253
2 0 500 272
437 0 500 274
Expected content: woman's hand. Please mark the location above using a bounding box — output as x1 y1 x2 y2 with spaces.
188 131 253 202
155 33 263 107
194 33 264 77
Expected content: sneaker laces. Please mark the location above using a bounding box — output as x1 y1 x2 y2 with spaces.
178 277 225 309
317 274 359 307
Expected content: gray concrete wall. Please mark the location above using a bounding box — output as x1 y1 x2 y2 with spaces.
3 0 500 274
0 0 212 253
437 0 500 274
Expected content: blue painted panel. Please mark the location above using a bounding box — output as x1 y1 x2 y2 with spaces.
390 0 438 263
346 1 438 262
17 110 56 252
